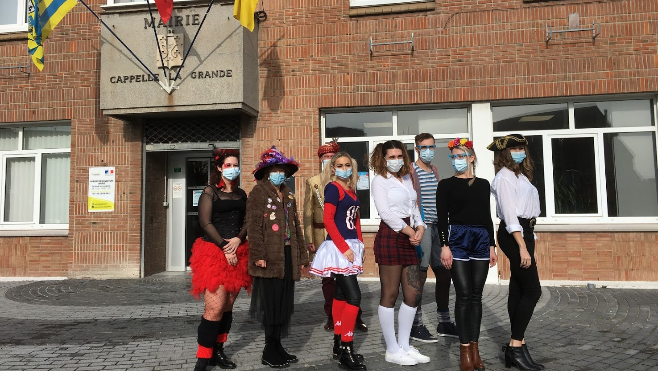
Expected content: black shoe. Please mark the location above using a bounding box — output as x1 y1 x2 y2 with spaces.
262 338 289 368
208 343 236 369
522 344 545 370
355 316 368 332
410 325 438 343
193 358 210 371
504 345 541 370
324 318 334 330
436 321 459 338
333 334 364 362
275 339 298 363
338 341 367 370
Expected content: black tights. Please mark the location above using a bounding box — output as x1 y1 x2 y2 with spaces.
334 274 361 307
379 264 421 308
433 267 452 310
498 224 542 341
451 259 490 344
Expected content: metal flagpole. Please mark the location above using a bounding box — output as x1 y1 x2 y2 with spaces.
172 0 215 83
146 0 168 82
77 0 165 91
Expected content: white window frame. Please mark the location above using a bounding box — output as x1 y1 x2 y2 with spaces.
0 124 71 233
0 0 29 34
349 0 432 8
105 0 201 7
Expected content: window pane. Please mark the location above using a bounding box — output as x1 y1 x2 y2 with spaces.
604 132 658 217
0 0 19 25
337 141 370 219
0 127 20 151
398 109 468 136
525 136 546 217
40 153 70 224
325 112 392 138
552 137 598 214
4 157 35 222
493 104 568 131
575 100 653 129
23 126 71 150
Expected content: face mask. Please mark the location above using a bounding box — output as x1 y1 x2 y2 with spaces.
269 172 286 186
335 168 352 179
322 159 331 169
452 158 469 173
222 167 240 181
386 159 404 173
511 151 526 164
419 149 435 163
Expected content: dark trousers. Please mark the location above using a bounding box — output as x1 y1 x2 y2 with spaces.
451 259 490 344
497 222 542 341
334 273 361 307
322 276 363 320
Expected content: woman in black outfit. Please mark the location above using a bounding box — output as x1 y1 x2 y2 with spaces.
489 134 544 371
437 138 497 371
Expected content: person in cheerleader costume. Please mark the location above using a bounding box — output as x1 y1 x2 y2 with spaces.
189 148 252 371
309 152 367 370
247 146 310 369
370 140 430 366
436 138 497 371
488 134 544 371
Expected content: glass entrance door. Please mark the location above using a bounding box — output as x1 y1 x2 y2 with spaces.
185 158 211 266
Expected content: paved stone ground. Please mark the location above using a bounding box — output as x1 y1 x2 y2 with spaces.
1 272 657 371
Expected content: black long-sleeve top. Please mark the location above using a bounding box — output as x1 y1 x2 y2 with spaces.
198 185 248 248
436 177 495 247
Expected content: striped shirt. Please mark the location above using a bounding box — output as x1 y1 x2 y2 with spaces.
413 163 438 224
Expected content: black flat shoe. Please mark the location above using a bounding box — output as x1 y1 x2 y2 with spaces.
193 358 209 371
275 340 298 363
338 341 367 370
209 343 236 369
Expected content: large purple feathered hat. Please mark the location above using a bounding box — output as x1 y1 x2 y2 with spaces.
253 146 300 180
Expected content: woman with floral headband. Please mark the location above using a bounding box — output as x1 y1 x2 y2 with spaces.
437 138 497 371
190 148 251 371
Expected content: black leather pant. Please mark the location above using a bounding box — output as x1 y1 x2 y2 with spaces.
451 259 490 344
334 273 361 307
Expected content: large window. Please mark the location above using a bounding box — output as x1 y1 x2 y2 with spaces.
493 99 658 221
323 108 469 224
0 123 71 230
349 0 432 7
0 0 28 33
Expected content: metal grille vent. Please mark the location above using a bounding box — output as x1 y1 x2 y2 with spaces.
144 116 241 146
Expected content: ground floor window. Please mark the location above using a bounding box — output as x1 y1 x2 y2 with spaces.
0 123 71 229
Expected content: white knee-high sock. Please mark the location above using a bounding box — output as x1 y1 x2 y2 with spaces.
378 305 399 353
398 303 417 351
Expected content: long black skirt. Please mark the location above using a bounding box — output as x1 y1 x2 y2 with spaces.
249 245 295 338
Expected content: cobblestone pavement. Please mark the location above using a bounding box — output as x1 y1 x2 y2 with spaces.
1 272 657 371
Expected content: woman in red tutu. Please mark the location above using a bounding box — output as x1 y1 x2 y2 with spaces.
190 148 252 371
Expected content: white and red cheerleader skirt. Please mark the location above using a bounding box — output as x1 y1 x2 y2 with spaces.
309 239 364 277
189 238 252 299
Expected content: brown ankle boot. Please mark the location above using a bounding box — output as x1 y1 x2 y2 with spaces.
460 344 474 371
469 342 485 370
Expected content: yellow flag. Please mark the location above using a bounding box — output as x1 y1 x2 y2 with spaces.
233 0 259 32
27 0 77 71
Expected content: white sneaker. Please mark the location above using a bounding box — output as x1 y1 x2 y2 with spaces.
407 345 430 363
385 347 418 366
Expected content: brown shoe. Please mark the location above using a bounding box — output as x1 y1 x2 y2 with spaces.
460 344 474 371
355 316 368 332
324 318 334 331
469 342 485 371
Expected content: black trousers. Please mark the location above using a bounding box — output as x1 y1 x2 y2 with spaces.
451 259 490 344
333 273 361 307
497 222 542 341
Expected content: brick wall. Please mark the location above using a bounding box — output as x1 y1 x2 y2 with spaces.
144 152 167 276
0 237 69 276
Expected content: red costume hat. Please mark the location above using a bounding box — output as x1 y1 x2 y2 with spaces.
317 140 340 158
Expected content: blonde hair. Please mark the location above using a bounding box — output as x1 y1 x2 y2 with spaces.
322 152 359 191
452 145 477 186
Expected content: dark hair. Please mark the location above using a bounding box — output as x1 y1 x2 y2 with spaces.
493 146 534 181
369 140 411 177
414 133 435 145
209 149 240 187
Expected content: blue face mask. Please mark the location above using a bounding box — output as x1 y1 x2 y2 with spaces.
222 167 240 181
335 168 352 179
452 158 468 173
269 172 286 186
511 151 526 164
419 149 435 163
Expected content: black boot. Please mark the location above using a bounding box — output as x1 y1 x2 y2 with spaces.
275 339 298 363
504 345 541 370
193 358 209 371
262 337 289 368
334 335 365 362
522 344 545 370
338 341 367 370
209 343 237 369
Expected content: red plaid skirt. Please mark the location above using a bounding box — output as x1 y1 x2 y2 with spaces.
373 218 419 266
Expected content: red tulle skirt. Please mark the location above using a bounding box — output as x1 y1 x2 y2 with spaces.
189 238 252 298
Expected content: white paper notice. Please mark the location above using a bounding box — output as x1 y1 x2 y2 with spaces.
172 182 183 199
356 172 370 190
192 190 203 207
88 167 116 212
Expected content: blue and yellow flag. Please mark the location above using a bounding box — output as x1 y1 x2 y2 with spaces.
233 0 259 32
28 0 77 71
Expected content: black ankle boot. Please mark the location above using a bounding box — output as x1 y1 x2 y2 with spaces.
193 358 209 371
504 345 541 370
262 337 289 368
338 341 367 370
275 339 298 363
521 344 544 370
209 343 237 369
334 335 365 362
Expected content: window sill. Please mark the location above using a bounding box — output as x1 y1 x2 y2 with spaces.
0 229 68 237
361 222 658 233
0 30 28 41
349 1 435 17
102 0 222 13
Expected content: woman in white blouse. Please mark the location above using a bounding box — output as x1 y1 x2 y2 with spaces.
489 134 544 371
369 140 429 366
